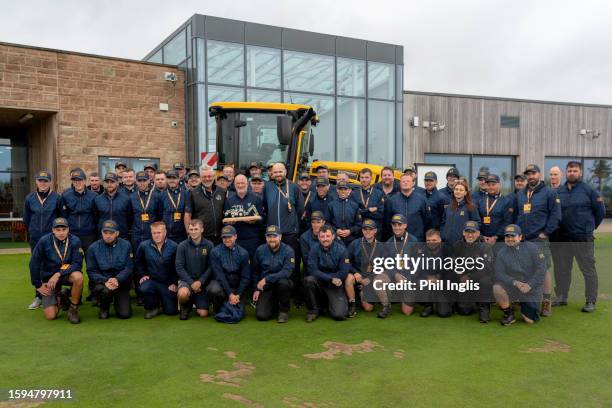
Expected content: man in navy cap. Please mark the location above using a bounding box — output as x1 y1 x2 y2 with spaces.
24 170 62 309
114 161 127 180
176 219 214 320
29 217 84 323
475 167 490 199
329 181 362 246
304 224 349 322
478 174 514 248
161 169 189 243
423 171 446 229
305 177 336 222
249 175 265 199
87 220 133 319
173 162 188 190
252 225 295 323
515 164 561 317
248 162 262 179
130 170 162 251
207 225 251 315
143 163 156 187
297 172 313 234
439 167 460 204
386 213 419 316
93 172 132 240
61 168 98 251
493 224 546 326
384 172 430 241
299 210 326 268
352 168 384 236
136 222 178 319
415 228 452 318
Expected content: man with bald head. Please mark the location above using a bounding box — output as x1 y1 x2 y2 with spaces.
263 163 302 304
184 165 226 245
548 166 562 190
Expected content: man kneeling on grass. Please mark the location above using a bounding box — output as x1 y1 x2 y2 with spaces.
176 219 214 320
29 217 84 323
252 225 295 323
136 222 179 319
87 220 133 319
493 224 546 326
304 224 350 322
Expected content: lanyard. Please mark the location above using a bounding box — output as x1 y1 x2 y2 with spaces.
360 188 371 208
485 195 499 216
139 190 153 212
361 238 378 264
53 237 70 264
526 189 535 203
166 190 181 210
36 191 49 207
394 233 408 256
277 181 292 212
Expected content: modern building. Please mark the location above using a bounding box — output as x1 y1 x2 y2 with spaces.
143 14 404 167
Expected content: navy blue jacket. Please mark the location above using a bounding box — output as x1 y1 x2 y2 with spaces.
119 185 137 196
130 189 162 243
223 192 266 242
495 241 546 290
263 179 300 235
94 191 132 239
328 197 362 245
135 239 178 286
175 237 214 285
210 243 251 296
297 190 313 233
347 237 385 278
425 188 446 229
61 187 98 237
515 181 561 240
160 188 189 241
438 185 454 204
29 233 83 288
23 190 62 242
307 240 349 282
477 193 515 239
351 186 384 226
253 242 295 290
374 181 400 205
558 181 606 237
384 190 430 241
304 191 336 222
441 200 481 243
300 229 320 267
86 237 133 285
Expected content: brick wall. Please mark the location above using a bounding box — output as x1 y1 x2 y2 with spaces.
0 43 185 190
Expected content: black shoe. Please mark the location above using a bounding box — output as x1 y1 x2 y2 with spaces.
478 305 490 323
144 308 162 319
179 307 191 320
552 298 568 307
347 302 357 318
420 305 434 318
85 294 93 302
581 302 596 313
98 309 110 320
306 312 318 323
501 308 516 326
377 304 392 319
67 303 80 324
136 297 144 307
59 288 71 311
277 312 289 323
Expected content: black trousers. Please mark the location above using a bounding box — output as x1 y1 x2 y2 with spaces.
303 276 347 320
255 278 292 320
554 235 598 302
93 282 132 319
77 234 97 293
281 233 302 302
206 280 234 313
29 239 42 299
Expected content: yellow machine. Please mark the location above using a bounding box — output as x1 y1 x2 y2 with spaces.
208 102 402 183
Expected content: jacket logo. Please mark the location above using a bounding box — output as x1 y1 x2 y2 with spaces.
202 249 207 255
555 198 560 203
290 257 295 263
460 211 464 216
345 258 350 263
539 253 545 259
215 195 222 201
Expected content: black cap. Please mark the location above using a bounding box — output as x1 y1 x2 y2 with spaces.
424 171 437 181
166 170 179 179
250 175 263 182
70 168 86 181
311 211 325 221
446 167 460 178
173 162 185 170
101 220 119 233
316 177 329 186
115 161 127 169
52 217 69 228
217 175 228 181
403 165 416 174
248 162 260 170
143 163 156 171
104 172 119 182
265 225 282 236
35 170 52 181
336 181 350 190
477 169 490 180
188 169 200 178
514 173 526 181
524 164 541 174
221 225 237 238
486 174 500 183
136 171 148 181
299 172 311 180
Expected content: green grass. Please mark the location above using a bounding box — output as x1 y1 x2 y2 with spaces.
0 239 29 249
2 236 612 407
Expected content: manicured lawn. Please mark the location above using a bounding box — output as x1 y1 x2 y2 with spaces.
1 235 611 407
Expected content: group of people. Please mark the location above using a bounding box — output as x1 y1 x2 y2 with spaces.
24 159 605 326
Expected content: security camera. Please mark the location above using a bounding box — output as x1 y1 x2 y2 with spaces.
164 72 177 82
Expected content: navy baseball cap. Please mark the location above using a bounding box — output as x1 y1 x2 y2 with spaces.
299 172 311 180
217 175 228 181
446 168 460 178
514 173 526 181
35 170 52 181
403 165 416 174
504 224 522 237
221 225 237 238
336 181 350 189
265 225 282 236
424 171 437 181
136 171 148 181
477 169 490 180
486 174 500 183
143 163 156 171
101 220 119 233
524 164 541 174
188 169 200 178
391 214 407 224
250 175 263 182
311 211 325 221
173 162 185 170
52 217 69 228
70 168 86 181
316 177 329 186
362 219 377 229
463 220 479 232
114 161 127 169
166 170 179 179
104 172 119 182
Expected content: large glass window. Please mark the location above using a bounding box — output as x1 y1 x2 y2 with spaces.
471 156 514 194
247 89 281 103
283 51 334 94
98 157 160 177
337 98 366 162
163 29 186 65
337 58 365 97
544 157 581 185
424 154 471 184
207 85 245 153
368 62 395 100
285 93 335 161
196 39 205 82
148 49 162 64
584 158 612 214
207 40 244 86
246 46 281 89
367 100 395 166
0 136 28 217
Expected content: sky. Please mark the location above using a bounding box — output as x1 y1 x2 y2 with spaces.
2 0 612 105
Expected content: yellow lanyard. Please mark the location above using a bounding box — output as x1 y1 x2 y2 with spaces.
36 191 49 207
166 190 181 210
138 190 153 212
361 238 378 263
277 181 292 211
394 233 408 256
526 190 534 204
360 188 371 208
53 237 70 264
485 195 499 216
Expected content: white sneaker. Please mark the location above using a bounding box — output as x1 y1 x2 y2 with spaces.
28 297 42 309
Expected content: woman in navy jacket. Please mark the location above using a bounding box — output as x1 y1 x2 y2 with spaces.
441 179 481 243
